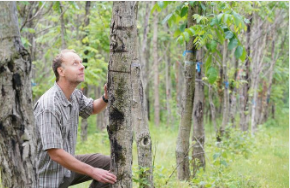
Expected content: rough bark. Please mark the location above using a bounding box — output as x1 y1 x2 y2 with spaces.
208 86 217 133
140 2 152 122
131 54 153 188
0 2 37 187
192 50 205 177
152 5 160 126
81 86 89 142
175 4 197 181
165 49 173 127
107 2 138 187
219 41 230 137
230 55 239 128
80 1 91 142
239 16 252 131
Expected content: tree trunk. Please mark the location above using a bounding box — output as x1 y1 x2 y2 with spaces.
175 4 197 181
0 2 37 187
239 16 252 131
230 56 239 128
208 86 217 133
192 50 205 177
81 87 89 142
165 44 173 127
80 1 91 142
152 5 160 126
107 2 138 187
131 55 153 188
220 41 230 137
140 2 152 122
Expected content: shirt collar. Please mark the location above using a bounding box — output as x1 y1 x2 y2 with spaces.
54 82 73 107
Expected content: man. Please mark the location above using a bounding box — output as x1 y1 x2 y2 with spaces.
33 49 116 188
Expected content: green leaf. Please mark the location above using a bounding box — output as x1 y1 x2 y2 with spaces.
173 29 182 38
228 38 238 50
217 13 223 23
240 47 247 61
215 28 224 44
162 13 173 25
200 2 206 11
177 35 184 44
234 46 243 59
209 40 217 51
221 160 228 167
189 1 195 7
180 23 186 32
210 17 218 26
157 1 164 8
207 66 218 84
183 31 190 42
180 6 188 17
68 1 79 10
225 31 234 39
52 1 61 13
205 55 212 71
213 152 220 160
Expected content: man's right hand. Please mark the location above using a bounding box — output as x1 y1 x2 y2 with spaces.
89 168 117 184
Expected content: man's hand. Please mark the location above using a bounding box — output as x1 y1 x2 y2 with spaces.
104 83 108 100
89 168 117 184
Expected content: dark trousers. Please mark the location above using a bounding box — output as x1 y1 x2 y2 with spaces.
59 153 111 188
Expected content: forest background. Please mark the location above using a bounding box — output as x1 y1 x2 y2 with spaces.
0 1 289 188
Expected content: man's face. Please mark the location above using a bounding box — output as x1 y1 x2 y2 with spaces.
59 52 85 84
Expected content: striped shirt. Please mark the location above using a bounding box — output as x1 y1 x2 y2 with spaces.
33 82 93 188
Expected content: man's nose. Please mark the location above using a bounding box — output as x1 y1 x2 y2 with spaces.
79 63 85 70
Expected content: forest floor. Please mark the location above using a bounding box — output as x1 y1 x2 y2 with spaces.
72 108 289 188
0 110 287 188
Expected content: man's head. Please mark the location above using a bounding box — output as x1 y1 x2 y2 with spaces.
52 49 85 84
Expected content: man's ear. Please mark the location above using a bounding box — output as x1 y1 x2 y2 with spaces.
57 66 65 77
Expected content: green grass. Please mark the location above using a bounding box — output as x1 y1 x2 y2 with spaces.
72 109 289 188
1 110 287 188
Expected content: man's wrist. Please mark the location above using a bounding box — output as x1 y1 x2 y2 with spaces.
102 95 108 103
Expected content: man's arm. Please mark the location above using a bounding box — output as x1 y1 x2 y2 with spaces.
92 84 108 114
47 148 116 184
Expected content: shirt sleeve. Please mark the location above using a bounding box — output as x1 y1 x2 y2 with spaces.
74 89 94 119
36 110 63 150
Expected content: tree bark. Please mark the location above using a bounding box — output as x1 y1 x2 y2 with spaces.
140 2 152 122
131 54 153 188
107 2 138 187
80 1 91 142
220 41 230 137
239 16 252 131
192 50 205 177
0 2 37 187
208 85 217 133
175 4 197 181
152 5 160 126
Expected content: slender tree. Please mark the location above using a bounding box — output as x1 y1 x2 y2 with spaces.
107 2 138 187
0 2 37 187
192 50 205 177
80 1 91 142
175 4 198 181
131 50 154 188
152 4 160 126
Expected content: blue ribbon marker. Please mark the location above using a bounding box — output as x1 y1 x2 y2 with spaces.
183 50 193 56
196 62 202 73
224 81 229 89
31 82 37 87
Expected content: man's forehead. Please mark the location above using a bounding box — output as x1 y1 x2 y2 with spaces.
62 52 81 61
